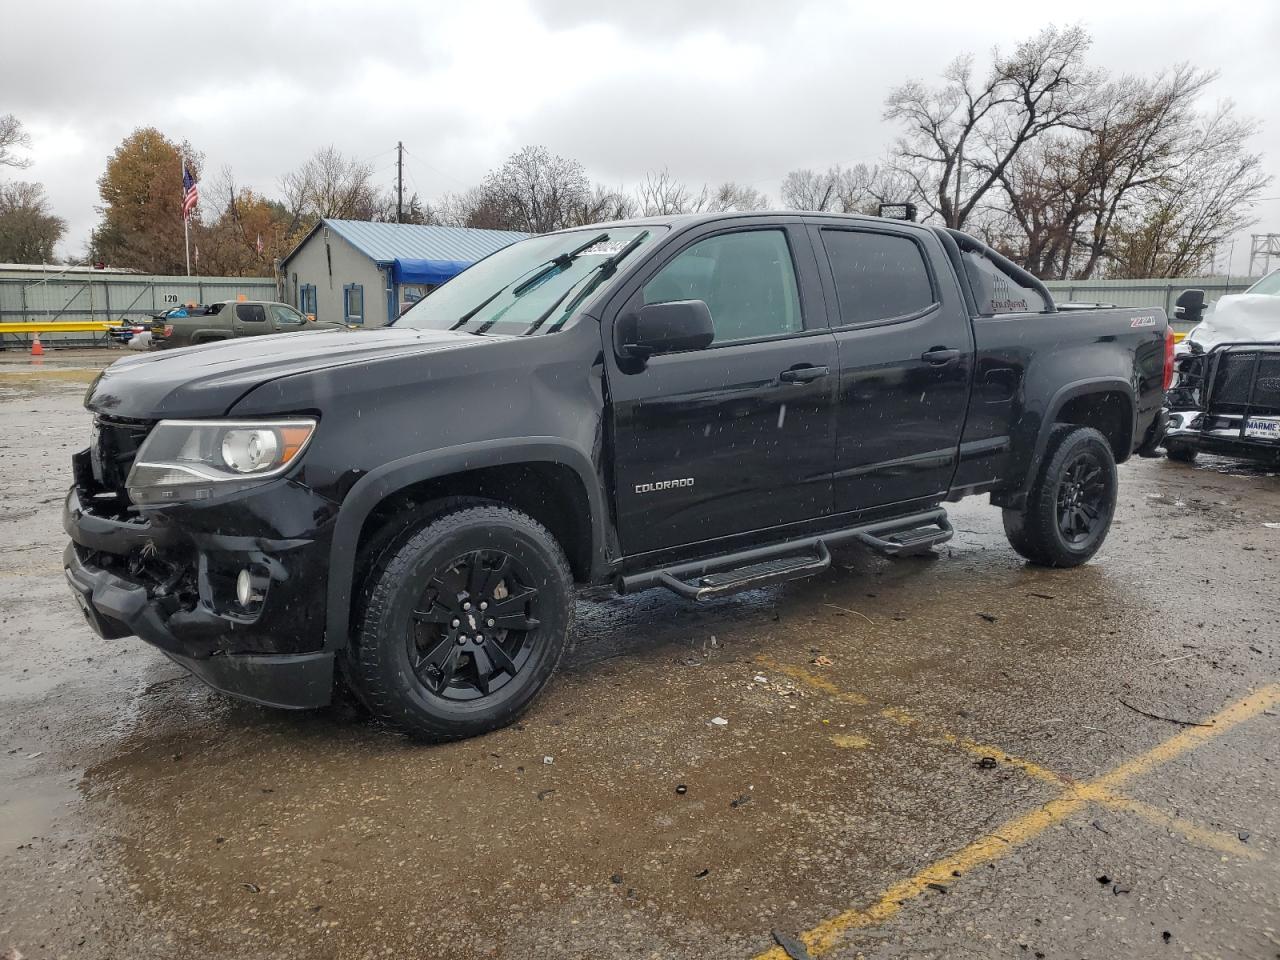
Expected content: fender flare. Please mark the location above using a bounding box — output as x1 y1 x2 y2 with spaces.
323 437 609 651
1001 377 1136 508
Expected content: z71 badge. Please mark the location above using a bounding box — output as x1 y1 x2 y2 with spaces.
635 478 694 494
1130 315 1158 328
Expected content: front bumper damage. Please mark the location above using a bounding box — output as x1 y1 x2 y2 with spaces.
1164 342 1280 464
62 466 339 709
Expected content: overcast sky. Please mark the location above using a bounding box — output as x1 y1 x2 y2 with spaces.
4 0 1278 272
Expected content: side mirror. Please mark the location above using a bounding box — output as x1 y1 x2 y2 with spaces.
1174 289 1206 324
618 300 714 360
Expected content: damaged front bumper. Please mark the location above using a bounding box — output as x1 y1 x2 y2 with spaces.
1164 408 1280 462
62 477 338 709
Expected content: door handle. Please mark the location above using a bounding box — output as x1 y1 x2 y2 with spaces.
779 364 829 384
920 348 961 365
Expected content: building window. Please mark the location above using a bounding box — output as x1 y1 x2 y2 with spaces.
344 283 364 325
299 283 318 319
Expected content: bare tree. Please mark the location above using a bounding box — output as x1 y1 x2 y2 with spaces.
0 114 32 170
1105 104 1270 277
565 184 637 226
475 145 592 233
636 168 708 216
991 64 1269 278
781 167 841 211
279 146 378 235
705 181 769 212
781 163 914 214
885 25 1095 229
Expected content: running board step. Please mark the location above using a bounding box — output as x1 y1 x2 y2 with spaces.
853 516 953 556
616 508 952 600
653 543 831 600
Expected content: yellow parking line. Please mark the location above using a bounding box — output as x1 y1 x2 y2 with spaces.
752 683 1280 959
756 656 870 706
1095 792 1263 861
939 731 1069 787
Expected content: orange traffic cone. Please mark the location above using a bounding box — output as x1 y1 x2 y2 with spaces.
30 335 44 357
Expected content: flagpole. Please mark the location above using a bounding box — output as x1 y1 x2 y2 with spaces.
182 152 191 277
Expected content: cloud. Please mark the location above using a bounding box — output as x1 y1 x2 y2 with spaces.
1 0 1276 267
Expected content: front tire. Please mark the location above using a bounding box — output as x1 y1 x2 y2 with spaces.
1002 425 1118 568
348 504 573 740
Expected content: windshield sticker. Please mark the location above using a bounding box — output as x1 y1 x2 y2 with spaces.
579 241 628 256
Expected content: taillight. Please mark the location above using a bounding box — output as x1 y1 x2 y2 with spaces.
1162 328 1175 392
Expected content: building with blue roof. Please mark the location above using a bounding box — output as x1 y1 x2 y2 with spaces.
279 219 528 327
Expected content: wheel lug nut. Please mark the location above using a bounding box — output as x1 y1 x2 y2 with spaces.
475 635 484 643
457 635 467 645
479 601 488 610
486 618 495 628
451 618 460 628
462 601 472 611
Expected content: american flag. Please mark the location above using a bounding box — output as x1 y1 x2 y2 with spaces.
181 162 199 219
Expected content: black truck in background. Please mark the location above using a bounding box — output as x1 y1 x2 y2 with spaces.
64 212 1171 740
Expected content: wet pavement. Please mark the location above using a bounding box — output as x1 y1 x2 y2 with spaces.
1 351 1277 960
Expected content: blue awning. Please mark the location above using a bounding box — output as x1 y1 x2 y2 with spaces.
392 257 474 285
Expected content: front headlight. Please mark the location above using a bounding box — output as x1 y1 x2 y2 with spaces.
126 418 316 505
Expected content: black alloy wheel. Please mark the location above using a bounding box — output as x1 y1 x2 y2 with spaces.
1002 425 1118 568
1054 452 1108 547
348 504 573 740
408 549 541 701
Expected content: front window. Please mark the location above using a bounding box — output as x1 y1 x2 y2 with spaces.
1247 271 1280 296
642 229 802 343
396 227 663 337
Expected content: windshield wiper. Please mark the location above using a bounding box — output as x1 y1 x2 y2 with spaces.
510 232 609 298
522 230 650 336
449 231 610 332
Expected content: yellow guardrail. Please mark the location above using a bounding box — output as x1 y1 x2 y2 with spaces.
0 322 116 334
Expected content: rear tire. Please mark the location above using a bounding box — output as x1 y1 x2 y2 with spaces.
1002 425 1118 568
1164 441 1198 463
347 504 573 740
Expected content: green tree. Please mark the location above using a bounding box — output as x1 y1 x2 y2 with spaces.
91 127 200 273
0 181 66 262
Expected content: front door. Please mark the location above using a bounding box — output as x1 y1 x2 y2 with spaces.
607 223 838 557
809 224 972 511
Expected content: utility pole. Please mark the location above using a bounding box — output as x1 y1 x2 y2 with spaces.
396 141 404 224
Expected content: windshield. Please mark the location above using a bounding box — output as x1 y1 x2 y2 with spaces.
1246 270 1280 296
395 226 664 336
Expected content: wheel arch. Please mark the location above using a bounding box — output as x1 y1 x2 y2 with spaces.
996 377 1135 509
325 438 610 651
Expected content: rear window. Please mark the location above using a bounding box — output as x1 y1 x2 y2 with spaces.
821 229 936 326
961 249 1047 315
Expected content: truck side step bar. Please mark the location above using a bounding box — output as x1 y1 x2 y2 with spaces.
618 508 951 600
852 514 953 556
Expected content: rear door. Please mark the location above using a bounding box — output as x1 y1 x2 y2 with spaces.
605 221 838 556
809 222 973 512
232 302 269 337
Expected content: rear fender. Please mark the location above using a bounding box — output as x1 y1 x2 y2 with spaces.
995 377 1135 509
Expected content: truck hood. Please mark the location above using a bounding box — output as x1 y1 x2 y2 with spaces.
85 327 499 419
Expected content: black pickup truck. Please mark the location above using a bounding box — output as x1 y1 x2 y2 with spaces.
64 213 1171 739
